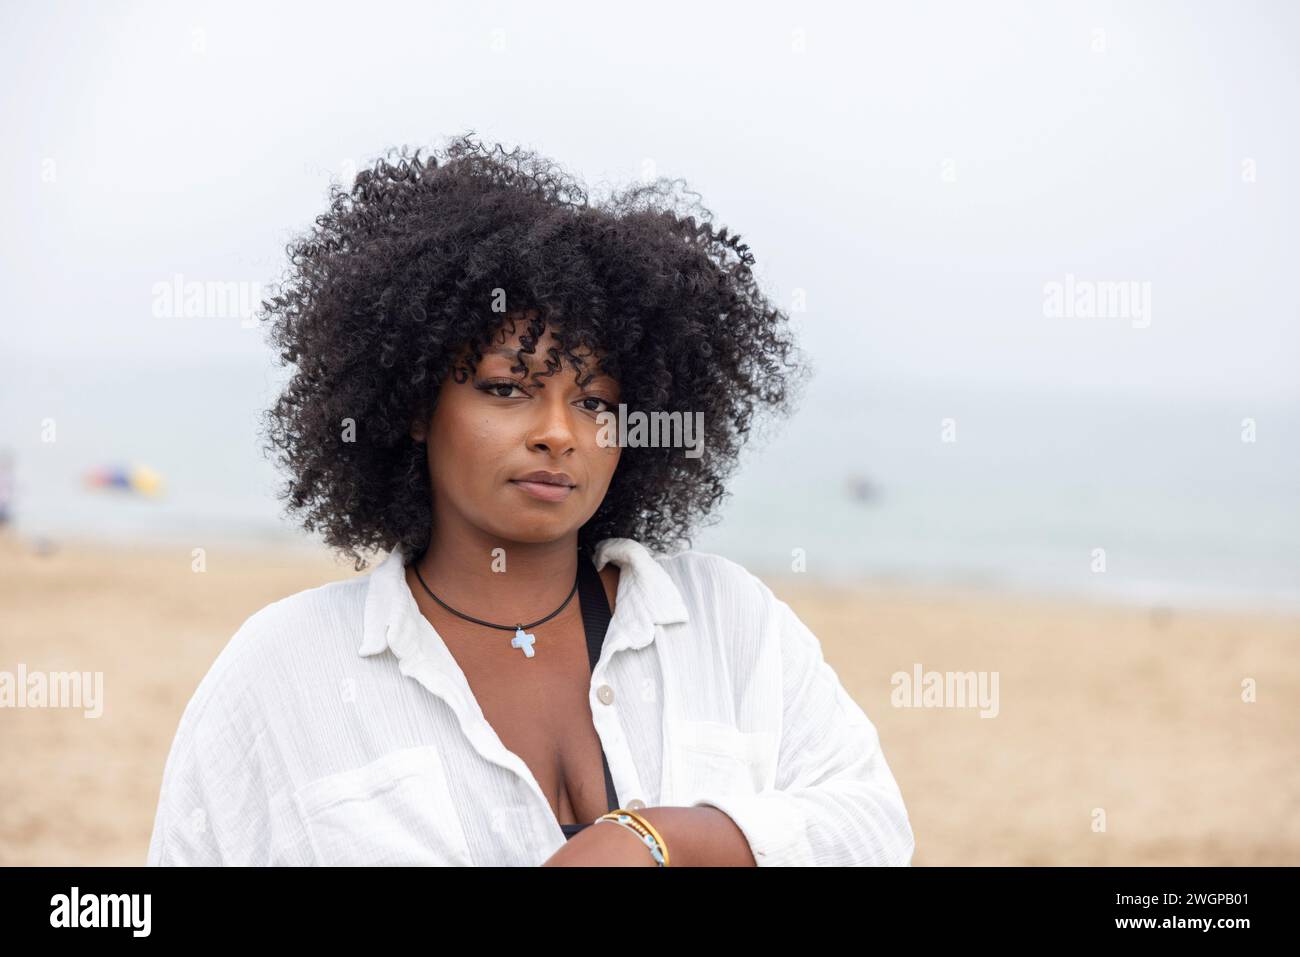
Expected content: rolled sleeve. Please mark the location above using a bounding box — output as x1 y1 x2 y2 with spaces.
689 589 914 867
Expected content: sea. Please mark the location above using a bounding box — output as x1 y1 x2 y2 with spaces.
3 356 1297 614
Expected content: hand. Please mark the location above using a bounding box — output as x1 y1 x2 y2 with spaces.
540 817 663 867
539 806 755 866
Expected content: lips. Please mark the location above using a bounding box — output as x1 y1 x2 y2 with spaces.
509 478 576 503
510 470 576 488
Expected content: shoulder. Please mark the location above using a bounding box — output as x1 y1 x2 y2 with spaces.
652 547 786 646
229 573 369 651
653 547 822 663
151 573 372 858
657 547 774 606
596 536 778 630
176 575 369 742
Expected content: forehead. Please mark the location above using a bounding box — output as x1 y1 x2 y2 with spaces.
477 345 616 388
478 342 605 365
474 314 609 368
454 326 616 387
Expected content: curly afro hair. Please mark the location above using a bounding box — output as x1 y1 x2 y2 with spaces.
259 132 809 570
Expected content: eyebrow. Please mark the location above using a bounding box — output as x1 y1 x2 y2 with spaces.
482 345 614 380
482 346 540 371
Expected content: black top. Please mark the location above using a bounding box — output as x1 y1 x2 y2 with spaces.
560 551 620 839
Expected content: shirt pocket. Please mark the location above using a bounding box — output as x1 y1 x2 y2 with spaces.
664 718 778 804
291 745 473 866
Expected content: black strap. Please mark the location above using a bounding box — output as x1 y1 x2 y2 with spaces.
577 551 620 815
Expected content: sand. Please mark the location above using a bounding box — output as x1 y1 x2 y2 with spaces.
1 532 1296 866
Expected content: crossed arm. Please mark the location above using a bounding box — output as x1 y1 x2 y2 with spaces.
546 588 915 867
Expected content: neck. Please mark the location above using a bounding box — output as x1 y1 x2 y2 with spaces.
409 520 582 627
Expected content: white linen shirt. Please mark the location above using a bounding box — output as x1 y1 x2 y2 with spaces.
146 538 914 866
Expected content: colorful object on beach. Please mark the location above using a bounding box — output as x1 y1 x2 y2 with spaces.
83 464 165 498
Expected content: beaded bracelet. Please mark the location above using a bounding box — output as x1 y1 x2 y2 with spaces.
594 808 670 867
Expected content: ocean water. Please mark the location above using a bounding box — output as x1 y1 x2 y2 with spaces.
2 357 1297 613
695 380 1300 613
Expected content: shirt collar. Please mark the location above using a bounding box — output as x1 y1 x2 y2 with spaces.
357 536 689 661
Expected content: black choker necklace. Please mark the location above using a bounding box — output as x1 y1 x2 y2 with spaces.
410 553 580 659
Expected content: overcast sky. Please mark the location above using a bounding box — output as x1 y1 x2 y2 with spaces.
2 0 1297 401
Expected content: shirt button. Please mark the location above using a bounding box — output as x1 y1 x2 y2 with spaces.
596 685 615 705
627 798 646 810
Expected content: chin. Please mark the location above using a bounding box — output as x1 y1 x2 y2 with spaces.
492 521 578 545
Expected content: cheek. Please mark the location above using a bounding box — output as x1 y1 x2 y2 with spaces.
592 441 621 478
425 404 506 483
432 400 501 450
468 417 518 463
471 416 502 444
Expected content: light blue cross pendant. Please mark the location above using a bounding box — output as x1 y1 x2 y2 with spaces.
511 626 537 658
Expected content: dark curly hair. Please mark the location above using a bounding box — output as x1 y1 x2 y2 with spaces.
258 132 809 570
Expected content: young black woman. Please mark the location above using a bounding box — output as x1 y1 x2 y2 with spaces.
146 134 914 867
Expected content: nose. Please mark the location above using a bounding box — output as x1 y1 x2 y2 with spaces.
525 384 577 457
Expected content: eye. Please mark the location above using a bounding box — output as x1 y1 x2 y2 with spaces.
475 378 527 399
577 396 614 414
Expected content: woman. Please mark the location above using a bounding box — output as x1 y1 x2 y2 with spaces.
146 134 914 866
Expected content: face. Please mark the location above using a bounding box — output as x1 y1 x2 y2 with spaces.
411 310 623 546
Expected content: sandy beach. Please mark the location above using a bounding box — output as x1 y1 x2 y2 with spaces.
1 531 1296 866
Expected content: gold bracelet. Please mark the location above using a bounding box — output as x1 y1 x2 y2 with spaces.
596 811 666 867
596 808 670 867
